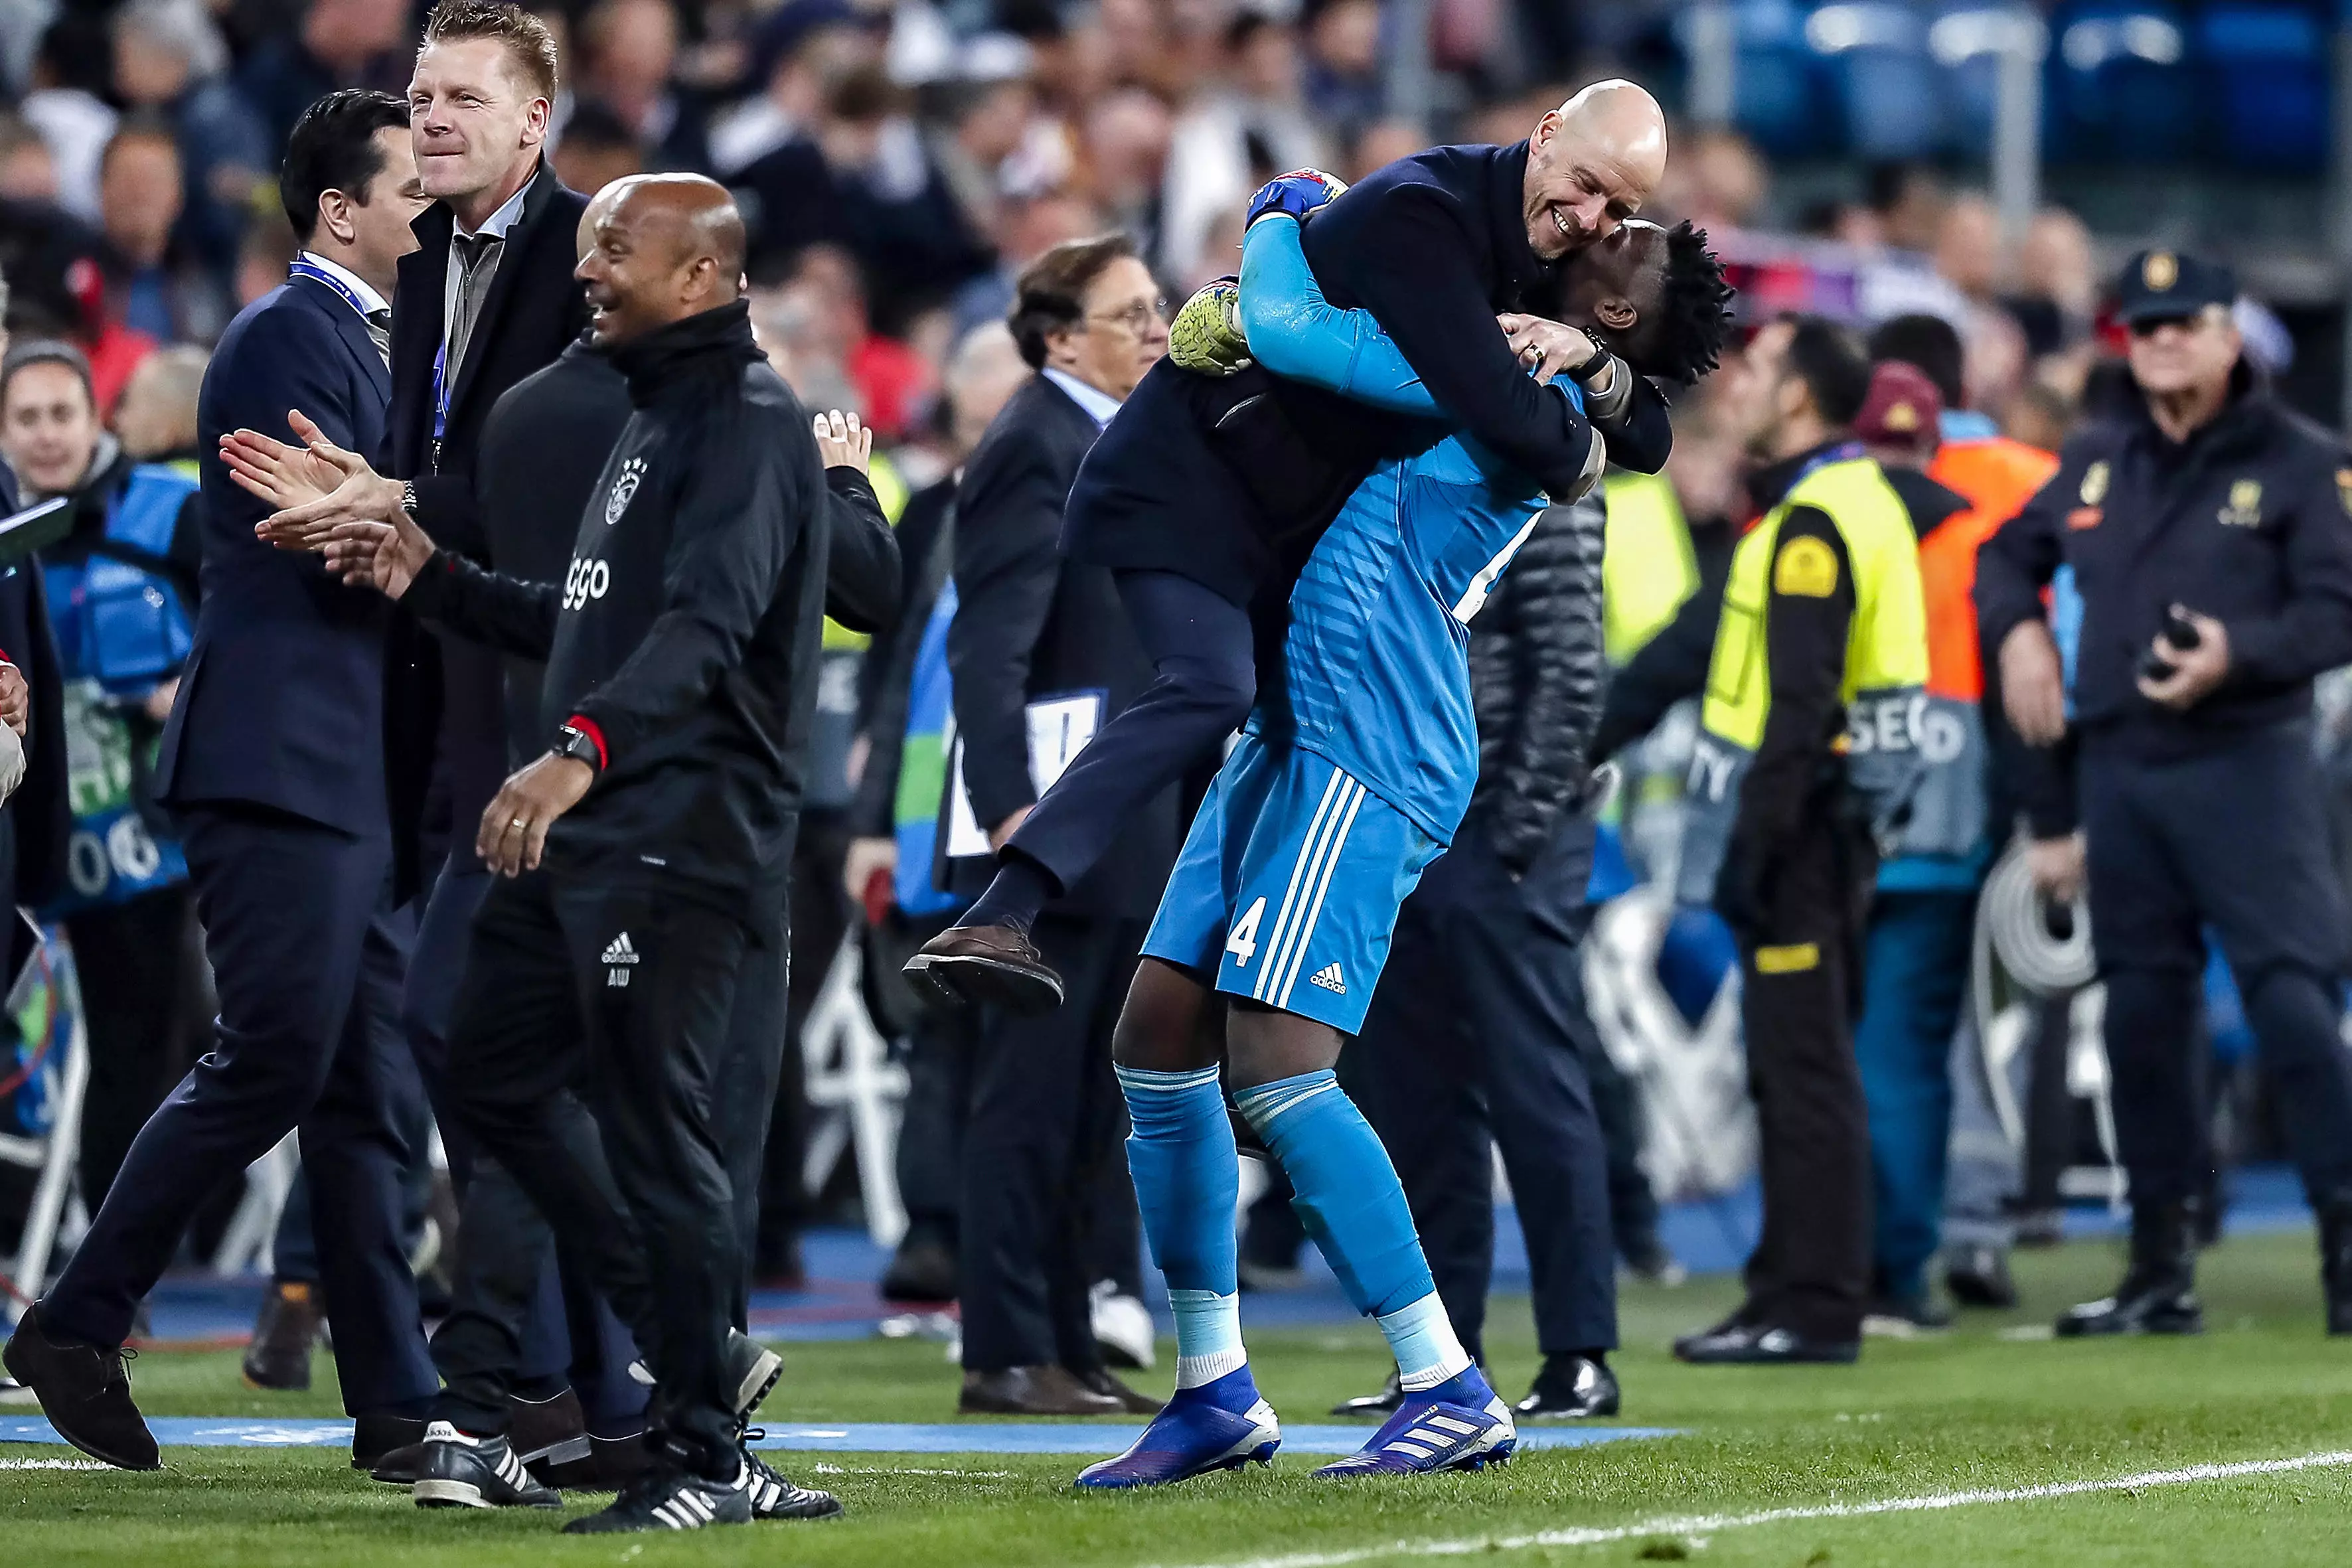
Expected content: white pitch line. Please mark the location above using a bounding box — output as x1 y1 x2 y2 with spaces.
1159 1450 2352 1568
0 1458 110 1471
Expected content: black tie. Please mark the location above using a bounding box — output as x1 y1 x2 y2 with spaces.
364 308 393 366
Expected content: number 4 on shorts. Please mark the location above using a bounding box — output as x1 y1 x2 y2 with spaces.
1226 896 1267 966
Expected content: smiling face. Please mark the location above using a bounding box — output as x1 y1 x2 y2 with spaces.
1521 81 1667 262
574 177 740 348
1 360 100 499
408 35 550 211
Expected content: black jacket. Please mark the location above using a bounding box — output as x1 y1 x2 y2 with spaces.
0 462 70 928
1466 491 1607 874
404 303 899 909
947 373 1177 919
1297 140 1675 491
1976 366 2352 757
386 167 594 845
474 338 635 768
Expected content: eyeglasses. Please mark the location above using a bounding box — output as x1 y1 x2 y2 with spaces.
2128 313 2202 339
1087 297 1170 335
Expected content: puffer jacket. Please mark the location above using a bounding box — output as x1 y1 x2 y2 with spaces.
1467 488 1608 873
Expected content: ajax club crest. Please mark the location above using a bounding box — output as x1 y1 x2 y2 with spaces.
605 457 647 524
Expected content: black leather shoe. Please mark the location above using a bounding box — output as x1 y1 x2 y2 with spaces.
879 1233 958 1304
1330 1370 1401 1417
1514 1354 1620 1419
2057 1198 2203 1338
1670 1302 1759 1360
1 1305 159 1470
958 1365 1121 1415
412 1421 562 1509
510 1386 591 1478
903 924 1065 1012
727 1330 783 1421
540 1431 654 1492
240 1279 321 1391
353 1413 429 1478
2321 1200 2352 1336
1076 1366 1162 1415
1943 1243 2018 1309
1674 1323 1859 1365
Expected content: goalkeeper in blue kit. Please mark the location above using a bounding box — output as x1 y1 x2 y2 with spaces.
1079 194 1729 1488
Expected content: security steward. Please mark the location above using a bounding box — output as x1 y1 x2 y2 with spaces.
1670 315 1929 1365
1978 249 2352 1338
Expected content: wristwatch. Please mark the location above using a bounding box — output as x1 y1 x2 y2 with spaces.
400 480 420 518
553 722 603 775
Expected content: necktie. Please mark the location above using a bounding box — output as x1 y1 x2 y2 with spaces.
364 308 393 367
447 232 505 390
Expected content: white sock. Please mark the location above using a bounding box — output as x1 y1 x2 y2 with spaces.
1169 1288 1247 1389
1377 1291 1473 1393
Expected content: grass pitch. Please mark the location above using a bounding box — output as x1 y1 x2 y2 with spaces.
7 1230 2352 1567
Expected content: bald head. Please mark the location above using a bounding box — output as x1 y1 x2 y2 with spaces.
1523 78 1668 262
575 173 751 347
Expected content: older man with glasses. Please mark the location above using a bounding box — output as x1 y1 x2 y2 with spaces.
1980 249 2352 1340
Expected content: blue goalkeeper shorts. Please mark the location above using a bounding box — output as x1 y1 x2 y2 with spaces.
1142 735 1441 1033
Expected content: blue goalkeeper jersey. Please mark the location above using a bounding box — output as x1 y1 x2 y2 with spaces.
1261 426 1567 846
1235 211 1589 844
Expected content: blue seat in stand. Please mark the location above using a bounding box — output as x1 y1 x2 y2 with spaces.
2046 1 2196 163
1807 2 1943 159
2195 3 2329 171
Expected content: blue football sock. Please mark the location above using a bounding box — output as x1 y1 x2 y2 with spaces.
1117 1064 1244 1388
1233 1070 1438 1329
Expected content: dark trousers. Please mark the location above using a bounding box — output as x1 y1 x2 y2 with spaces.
1582 1009 1660 1259
896 993 976 1244
762 812 850 1268
1733 799 1873 1341
959 911 1139 1372
45 804 435 1415
1350 817 1616 1360
439 868 750 1474
404 853 574 1395
1005 570 1254 894
2083 722 2352 1209
66 884 203 1208
1854 888 1978 1299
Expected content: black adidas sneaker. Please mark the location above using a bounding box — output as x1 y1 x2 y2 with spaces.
412 1421 562 1510
742 1434 844 1520
563 1459 755 1533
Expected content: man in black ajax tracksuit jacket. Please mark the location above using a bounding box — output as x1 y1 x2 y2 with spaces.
323 177 897 1532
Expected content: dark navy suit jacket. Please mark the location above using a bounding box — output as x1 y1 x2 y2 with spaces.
155 273 428 878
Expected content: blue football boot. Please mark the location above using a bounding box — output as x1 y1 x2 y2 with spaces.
1075 1367 1281 1489
1312 1365 1516 1478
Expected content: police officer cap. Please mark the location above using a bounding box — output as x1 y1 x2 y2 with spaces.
2116 248 2236 323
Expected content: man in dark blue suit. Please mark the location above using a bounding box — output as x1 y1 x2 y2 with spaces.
3 90 439 1474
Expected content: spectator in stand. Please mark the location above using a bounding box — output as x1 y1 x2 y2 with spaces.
1161 11 1330 290
20 13 118 225
707 0 880 178
1302 0 1385 139
578 0 710 173
1660 126 1767 235
234 208 301 310
2006 206 2098 358
926 48 1042 254
1342 118 1430 183
949 189 1098 343
0 115 60 204
236 0 414 159
109 0 270 285
0 341 202 1224
1934 194 2001 307
1869 160 1945 254
98 118 230 353
1082 86 1171 267
113 344 210 470
782 246 936 441
548 99 645 199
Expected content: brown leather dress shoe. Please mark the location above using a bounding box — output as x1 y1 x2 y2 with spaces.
958 1364 1121 1415
903 925 1066 1012
1076 1367 1163 1415
538 1430 653 1492
510 1386 591 1479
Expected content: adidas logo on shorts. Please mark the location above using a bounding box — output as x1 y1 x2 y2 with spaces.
1308 962 1346 994
603 932 639 986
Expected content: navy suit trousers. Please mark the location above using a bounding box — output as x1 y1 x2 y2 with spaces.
1348 816 1618 1360
44 804 435 1414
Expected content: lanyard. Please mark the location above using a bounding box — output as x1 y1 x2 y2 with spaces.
431 339 450 459
287 258 376 324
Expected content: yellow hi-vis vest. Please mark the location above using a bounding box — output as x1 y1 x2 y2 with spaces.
1603 469 1700 663
1676 454 1930 906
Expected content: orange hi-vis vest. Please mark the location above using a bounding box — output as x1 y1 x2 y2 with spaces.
1885 431 2060 866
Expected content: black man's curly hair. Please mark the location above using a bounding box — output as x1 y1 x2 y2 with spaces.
1644 220 1737 386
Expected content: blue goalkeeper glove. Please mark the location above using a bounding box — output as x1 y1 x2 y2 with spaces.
1245 169 1348 230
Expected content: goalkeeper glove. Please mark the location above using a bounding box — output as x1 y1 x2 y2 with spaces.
1245 169 1348 230
1168 277 1251 376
